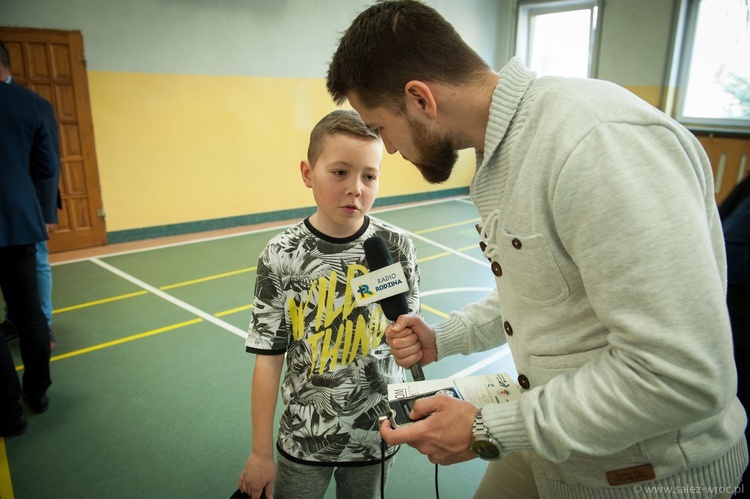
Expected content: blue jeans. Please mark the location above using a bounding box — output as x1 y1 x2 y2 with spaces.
3 240 52 327
35 241 52 325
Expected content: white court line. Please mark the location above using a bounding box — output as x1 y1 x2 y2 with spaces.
91 229 507 377
68 197 486 344
450 344 513 378
374 195 471 213
90 258 248 339
53 226 288 265
421 287 493 298
53 196 473 266
407 229 491 268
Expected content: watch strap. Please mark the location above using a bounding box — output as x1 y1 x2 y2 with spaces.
471 409 502 460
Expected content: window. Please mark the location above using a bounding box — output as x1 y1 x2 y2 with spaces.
515 0 599 78
675 0 750 129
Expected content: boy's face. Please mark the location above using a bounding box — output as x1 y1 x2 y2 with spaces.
301 133 383 238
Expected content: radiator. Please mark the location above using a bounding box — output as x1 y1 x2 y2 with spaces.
695 135 750 205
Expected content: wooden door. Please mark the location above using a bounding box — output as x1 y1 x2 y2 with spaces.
695 134 750 206
0 27 106 252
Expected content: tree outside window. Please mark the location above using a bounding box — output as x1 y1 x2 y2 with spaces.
677 0 750 128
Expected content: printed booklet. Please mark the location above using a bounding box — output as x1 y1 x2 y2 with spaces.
388 372 521 408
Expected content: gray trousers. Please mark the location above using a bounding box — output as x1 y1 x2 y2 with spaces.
274 452 395 499
473 451 739 499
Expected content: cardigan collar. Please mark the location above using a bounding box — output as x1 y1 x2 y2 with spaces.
476 57 537 171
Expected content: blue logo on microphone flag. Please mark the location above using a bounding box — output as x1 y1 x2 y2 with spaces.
351 263 409 306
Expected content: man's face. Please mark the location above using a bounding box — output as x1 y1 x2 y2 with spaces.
404 113 458 184
346 91 458 184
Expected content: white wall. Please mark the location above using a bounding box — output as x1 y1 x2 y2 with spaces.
2 0 501 77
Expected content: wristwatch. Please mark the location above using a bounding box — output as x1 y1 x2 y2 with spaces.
470 409 502 460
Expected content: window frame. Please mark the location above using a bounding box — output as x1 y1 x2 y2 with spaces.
515 0 602 79
673 0 750 131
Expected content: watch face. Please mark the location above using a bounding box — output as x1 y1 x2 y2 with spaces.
472 440 501 460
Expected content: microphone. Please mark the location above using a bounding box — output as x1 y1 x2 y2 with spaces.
363 235 425 381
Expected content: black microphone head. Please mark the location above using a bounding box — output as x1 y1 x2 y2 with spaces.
363 235 409 321
380 293 409 321
363 235 393 270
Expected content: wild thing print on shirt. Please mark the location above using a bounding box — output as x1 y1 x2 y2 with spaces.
288 263 390 377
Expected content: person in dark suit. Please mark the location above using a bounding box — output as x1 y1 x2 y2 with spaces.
719 175 750 492
0 59 59 437
0 40 60 351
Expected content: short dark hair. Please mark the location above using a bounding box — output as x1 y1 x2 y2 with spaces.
307 109 380 167
0 40 10 69
327 0 490 110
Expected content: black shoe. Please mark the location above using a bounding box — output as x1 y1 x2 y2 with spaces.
22 392 49 414
0 413 28 438
1 321 18 341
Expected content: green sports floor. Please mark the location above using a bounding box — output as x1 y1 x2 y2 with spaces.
0 197 517 499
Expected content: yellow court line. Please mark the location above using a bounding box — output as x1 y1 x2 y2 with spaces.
15 318 204 370
417 244 478 264
6 318 203 494
51 290 149 314
159 267 257 290
0 437 13 499
414 218 480 235
420 304 450 319
47 230 476 320
214 304 253 317
418 251 452 263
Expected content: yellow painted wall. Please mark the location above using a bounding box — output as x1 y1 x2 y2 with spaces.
88 72 474 232
623 86 664 110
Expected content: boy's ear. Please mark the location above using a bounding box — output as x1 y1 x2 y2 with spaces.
300 160 313 188
404 80 437 119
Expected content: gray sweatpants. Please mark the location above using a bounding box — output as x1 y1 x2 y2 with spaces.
274 452 395 499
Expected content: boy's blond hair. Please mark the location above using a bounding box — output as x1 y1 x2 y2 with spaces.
307 109 380 167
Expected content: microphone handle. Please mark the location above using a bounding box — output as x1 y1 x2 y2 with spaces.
409 362 425 382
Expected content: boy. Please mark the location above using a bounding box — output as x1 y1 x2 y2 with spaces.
239 109 420 499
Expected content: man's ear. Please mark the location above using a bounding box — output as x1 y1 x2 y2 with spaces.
404 80 437 119
300 160 313 188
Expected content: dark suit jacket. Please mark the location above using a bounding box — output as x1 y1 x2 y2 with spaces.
10 79 63 214
0 82 60 246
721 175 750 289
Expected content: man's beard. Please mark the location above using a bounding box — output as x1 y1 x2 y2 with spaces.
407 116 458 184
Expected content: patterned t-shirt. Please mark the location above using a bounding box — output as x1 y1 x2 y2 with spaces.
245 216 420 465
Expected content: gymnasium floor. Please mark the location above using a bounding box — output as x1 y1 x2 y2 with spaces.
1 196 517 499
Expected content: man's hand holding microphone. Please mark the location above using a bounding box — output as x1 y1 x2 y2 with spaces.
379 314 479 465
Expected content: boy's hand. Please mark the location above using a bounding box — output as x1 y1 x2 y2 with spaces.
239 453 275 499
385 314 438 368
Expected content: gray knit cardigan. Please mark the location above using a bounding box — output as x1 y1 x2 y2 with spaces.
434 58 747 497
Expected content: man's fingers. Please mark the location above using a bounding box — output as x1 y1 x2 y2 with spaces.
394 338 421 356
387 313 421 335
379 419 424 446
410 394 443 418
409 394 468 423
386 322 414 339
